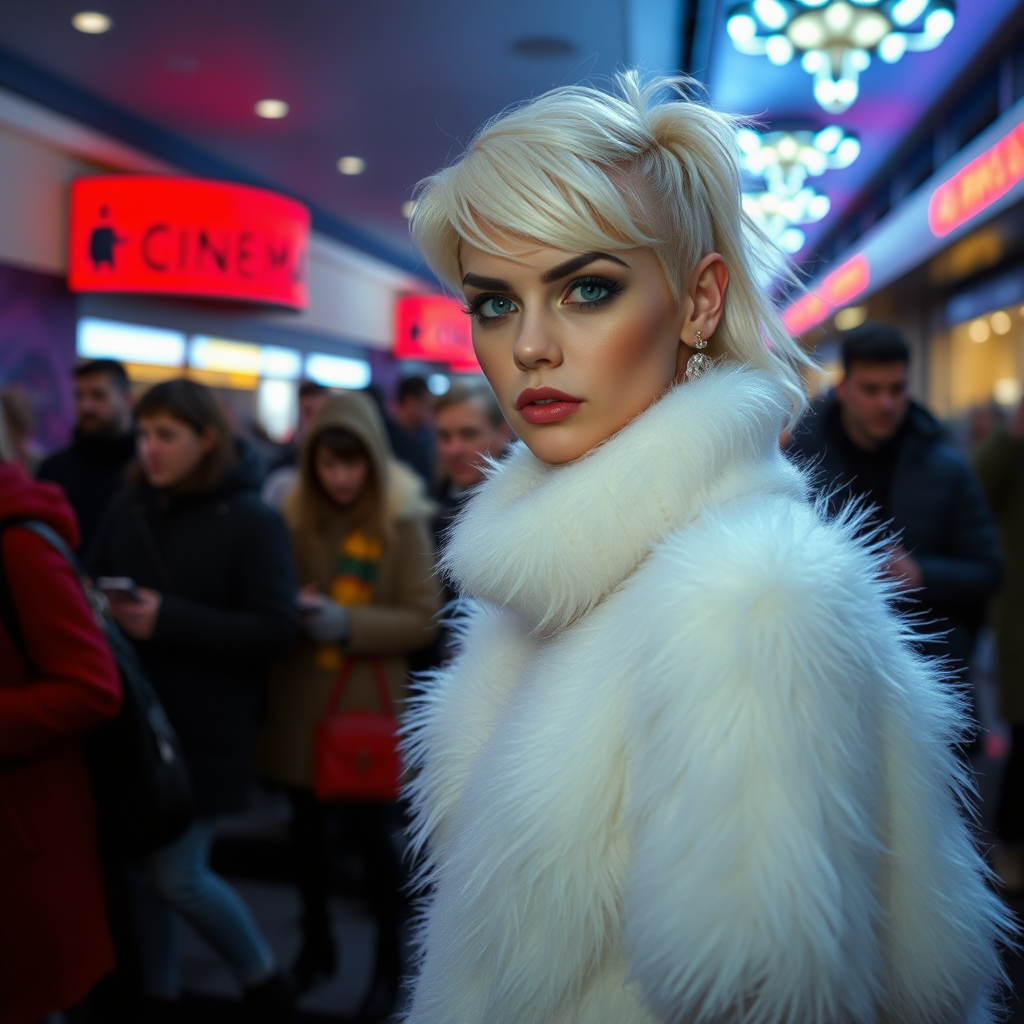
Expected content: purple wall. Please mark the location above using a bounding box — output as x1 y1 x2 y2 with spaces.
0 263 77 455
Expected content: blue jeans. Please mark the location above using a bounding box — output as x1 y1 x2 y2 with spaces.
134 818 275 998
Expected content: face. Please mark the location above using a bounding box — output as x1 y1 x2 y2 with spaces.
399 394 434 431
460 241 725 465
436 399 510 489
74 372 130 436
836 361 910 450
314 446 370 507
137 413 214 489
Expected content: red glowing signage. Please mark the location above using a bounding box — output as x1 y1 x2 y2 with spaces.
69 176 310 308
783 254 871 336
394 295 480 371
929 120 1024 238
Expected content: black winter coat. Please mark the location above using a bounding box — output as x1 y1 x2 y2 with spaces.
87 444 297 815
37 430 136 555
787 394 1002 670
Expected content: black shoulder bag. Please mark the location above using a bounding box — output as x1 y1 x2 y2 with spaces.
0 517 194 857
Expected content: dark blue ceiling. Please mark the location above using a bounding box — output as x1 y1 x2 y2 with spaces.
0 0 1018 275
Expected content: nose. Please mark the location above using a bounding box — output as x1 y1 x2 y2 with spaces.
513 310 562 371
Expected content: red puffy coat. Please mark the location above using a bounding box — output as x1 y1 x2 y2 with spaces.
0 461 122 1024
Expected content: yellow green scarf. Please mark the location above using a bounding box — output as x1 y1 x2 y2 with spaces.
315 530 382 670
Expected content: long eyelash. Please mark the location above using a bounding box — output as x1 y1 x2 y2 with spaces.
569 275 623 306
462 292 514 323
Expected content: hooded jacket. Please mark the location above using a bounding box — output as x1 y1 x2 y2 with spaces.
402 365 1008 1024
260 391 440 789
87 439 297 816
0 462 121 1024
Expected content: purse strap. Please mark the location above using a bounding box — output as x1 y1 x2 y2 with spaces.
0 518 83 666
324 657 394 719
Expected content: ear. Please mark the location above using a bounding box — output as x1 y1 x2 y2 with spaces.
680 253 729 347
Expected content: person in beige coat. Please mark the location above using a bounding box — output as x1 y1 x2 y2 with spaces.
260 389 439 1009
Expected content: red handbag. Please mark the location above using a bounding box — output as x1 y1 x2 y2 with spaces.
313 657 401 801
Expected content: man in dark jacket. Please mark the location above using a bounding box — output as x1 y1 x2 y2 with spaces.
788 323 1002 689
37 359 135 554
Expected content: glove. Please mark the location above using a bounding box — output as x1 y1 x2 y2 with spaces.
302 597 351 643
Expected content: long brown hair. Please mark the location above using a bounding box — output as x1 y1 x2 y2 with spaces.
132 379 236 492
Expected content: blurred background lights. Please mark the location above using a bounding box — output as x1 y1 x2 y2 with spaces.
743 185 830 253
427 374 451 396
990 310 1012 335
994 378 1024 406
968 318 991 343
726 0 957 114
737 126 860 197
72 11 112 33
834 305 868 330
254 99 289 119
401 201 417 219
337 156 366 175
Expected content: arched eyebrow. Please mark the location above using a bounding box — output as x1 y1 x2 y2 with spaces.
540 251 628 284
461 251 629 290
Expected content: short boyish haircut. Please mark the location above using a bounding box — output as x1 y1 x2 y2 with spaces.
435 382 505 430
298 379 328 400
411 71 813 423
133 379 236 492
398 376 430 404
74 358 130 394
840 323 910 375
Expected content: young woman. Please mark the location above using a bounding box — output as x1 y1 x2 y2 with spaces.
260 391 439 1012
88 379 297 1022
0 406 122 1024
400 73 1010 1024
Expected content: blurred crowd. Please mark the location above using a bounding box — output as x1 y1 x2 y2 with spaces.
0 321 1022 1023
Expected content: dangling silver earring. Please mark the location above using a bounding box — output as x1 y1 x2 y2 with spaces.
685 330 711 382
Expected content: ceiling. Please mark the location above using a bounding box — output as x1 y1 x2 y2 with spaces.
0 0 1020 279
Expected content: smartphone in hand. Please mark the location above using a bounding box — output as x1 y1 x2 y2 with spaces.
96 576 142 602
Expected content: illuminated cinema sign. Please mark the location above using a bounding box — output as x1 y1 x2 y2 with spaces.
69 177 310 308
783 254 871 336
394 295 480 371
929 119 1024 238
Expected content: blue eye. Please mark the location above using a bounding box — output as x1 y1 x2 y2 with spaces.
565 276 621 307
480 297 516 318
465 295 518 322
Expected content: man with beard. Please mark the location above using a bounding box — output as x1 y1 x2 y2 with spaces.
37 359 135 554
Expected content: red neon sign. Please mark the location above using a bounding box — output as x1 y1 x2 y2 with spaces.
394 295 480 371
929 120 1024 238
69 177 310 308
782 254 871 336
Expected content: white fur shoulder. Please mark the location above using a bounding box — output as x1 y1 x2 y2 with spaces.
620 492 1009 1023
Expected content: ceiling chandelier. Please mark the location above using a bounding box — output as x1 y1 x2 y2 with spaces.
726 0 957 114
743 186 831 253
736 125 860 197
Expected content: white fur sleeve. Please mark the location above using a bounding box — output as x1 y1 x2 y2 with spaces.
622 497 1008 1024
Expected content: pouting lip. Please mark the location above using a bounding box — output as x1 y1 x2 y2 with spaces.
515 387 583 411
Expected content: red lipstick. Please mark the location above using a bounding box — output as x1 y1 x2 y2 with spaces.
515 387 583 425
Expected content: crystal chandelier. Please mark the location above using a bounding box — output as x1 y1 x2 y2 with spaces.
743 186 831 253
726 0 957 114
736 125 860 197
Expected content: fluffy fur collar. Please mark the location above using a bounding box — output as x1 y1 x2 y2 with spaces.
442 364 805 633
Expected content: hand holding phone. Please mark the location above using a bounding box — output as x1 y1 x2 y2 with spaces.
97 576 142 602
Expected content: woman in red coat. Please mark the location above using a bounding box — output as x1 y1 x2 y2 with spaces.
0 441 122 1024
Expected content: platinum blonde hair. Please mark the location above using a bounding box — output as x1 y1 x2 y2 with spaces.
412 71 811 421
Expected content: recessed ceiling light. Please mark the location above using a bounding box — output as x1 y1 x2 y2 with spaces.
511 36 576 58
255 99 289 119
337 156 366 175
72 11 112 33
401 201 417 219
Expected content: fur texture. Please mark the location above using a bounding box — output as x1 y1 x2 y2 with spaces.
402 364 1011 1024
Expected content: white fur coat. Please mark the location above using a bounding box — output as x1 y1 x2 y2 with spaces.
401 364 1009 1024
